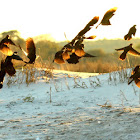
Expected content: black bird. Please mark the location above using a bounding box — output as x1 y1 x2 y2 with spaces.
0 52 24 89
124 25 136 41
115 43 140 60
1 35 16 46
19 38 36 65
53 16 98 64
128 65 140 88
0 35 16 56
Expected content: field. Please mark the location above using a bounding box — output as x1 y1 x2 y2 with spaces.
1 68 140 140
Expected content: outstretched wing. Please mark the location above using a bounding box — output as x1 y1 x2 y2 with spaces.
115 47 125 51
26 38 36 63
77 16 99 37
96 7 117 28
128 47 140 56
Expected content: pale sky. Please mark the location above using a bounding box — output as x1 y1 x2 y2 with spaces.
1 0 140 41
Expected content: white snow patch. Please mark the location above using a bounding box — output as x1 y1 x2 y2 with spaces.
0 69 140 140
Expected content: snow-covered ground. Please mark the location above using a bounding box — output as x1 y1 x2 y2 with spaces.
0 69 140 140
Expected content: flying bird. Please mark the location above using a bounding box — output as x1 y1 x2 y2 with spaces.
19 38 36 65
53 16 98 64
124 25 136 40
128 65 140 88
115 43 140 60
1 35 16 46
96 7 117 29
0 35 17 56
0 52 24 89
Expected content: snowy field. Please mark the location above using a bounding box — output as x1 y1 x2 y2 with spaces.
1 69 140 140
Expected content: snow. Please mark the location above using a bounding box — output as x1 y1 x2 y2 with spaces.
0 68 140 140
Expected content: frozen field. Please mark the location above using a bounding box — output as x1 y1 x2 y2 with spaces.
0 69 140 140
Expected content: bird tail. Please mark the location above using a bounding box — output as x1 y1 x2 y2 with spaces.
84 53 96 57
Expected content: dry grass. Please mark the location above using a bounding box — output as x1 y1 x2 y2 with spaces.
5 52 139 90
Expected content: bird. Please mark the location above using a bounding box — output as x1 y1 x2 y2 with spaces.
19 38 36 65
0 35 16 46
124 25 136 40
67 53 96 64
128 65 140 88
53 16 98 64
96 7 117 29
0 51 24 89
0 35 17 56
115 43 140 60
0 35 25 66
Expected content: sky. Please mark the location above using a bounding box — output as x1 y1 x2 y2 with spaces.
1 0 140 42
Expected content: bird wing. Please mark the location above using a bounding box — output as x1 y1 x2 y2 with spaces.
128 26 136 36
102 7 117 21
53 51 65 64
62 16 99 53
115 47 125 51
77 16 99 37
96 7 117 28
62 51 70 60
0 44 13 56
128 48 140 56
71 16 99 44
26 38 36 60
11 53 24 61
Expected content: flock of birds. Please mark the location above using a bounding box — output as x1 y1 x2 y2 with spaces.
53 7 140 88
0 36 36 88
0 7 140 89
